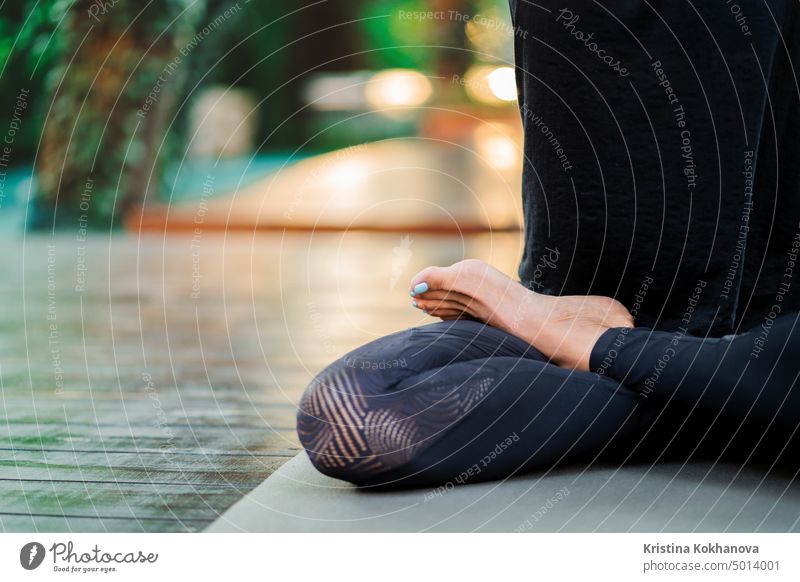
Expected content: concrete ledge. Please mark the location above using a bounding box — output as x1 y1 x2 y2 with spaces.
206 453 800 532
126 141 523 235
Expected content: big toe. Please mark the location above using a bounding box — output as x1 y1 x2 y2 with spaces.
409 265 459 296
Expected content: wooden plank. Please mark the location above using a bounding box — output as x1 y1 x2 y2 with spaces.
0 443 301 457
0 512 212 533
0 372 313 398
0 449 291 533
0 479 250 519
0 391 304 404
1 450 287 486
0 422 302 452
1 399 297 430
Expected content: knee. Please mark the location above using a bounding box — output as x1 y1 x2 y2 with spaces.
295 365 374 484
296 363 419 485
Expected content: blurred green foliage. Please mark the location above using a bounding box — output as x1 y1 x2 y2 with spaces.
0 0 64 160
193 0 299 150
30 0 202 229
1 0 512 163
361 0 443 70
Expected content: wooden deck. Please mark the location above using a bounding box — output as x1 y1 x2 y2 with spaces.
0 231 521 532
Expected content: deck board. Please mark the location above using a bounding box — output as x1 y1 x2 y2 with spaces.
0 515 212 533
0 228 521 532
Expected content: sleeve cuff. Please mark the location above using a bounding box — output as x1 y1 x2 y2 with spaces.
589 327 628 376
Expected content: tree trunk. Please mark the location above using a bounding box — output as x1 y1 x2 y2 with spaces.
31 0 202 231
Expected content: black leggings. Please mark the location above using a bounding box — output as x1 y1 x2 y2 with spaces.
296 313 800 487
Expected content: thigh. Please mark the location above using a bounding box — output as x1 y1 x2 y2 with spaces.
300 320 657 487
298 320 546 481
358 356 657 488
317 319 547 396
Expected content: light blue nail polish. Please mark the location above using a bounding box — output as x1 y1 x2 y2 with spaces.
412 301 418 308
413 282 429 294
409 290 415 297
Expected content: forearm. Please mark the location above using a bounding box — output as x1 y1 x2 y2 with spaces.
590 313 800 423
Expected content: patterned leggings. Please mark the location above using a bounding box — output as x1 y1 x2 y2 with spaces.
296 314 800 487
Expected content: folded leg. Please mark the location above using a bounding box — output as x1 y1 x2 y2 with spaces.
297 320 656 487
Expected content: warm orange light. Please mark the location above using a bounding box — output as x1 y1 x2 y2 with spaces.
365 69 433 109
474 124 520 170
325 159 370 188
487 67 518 102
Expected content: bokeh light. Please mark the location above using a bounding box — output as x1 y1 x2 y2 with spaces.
463 65 517 105
365 69 433 110
487 66 518 102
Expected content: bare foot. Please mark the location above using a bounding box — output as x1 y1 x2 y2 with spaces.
408 259 634 371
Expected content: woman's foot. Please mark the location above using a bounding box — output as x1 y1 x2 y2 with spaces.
409 259 634 371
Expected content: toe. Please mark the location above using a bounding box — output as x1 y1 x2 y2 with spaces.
409 265 456 296
413 297 465 313
412 289 474 306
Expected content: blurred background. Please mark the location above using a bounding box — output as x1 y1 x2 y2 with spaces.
0 0 524 233
0 0 528 532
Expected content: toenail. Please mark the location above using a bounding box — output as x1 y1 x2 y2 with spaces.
409 290 416 297
412 301 418 308
413 282 429 294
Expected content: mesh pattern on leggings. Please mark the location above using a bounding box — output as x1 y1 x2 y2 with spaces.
296 363 495 483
